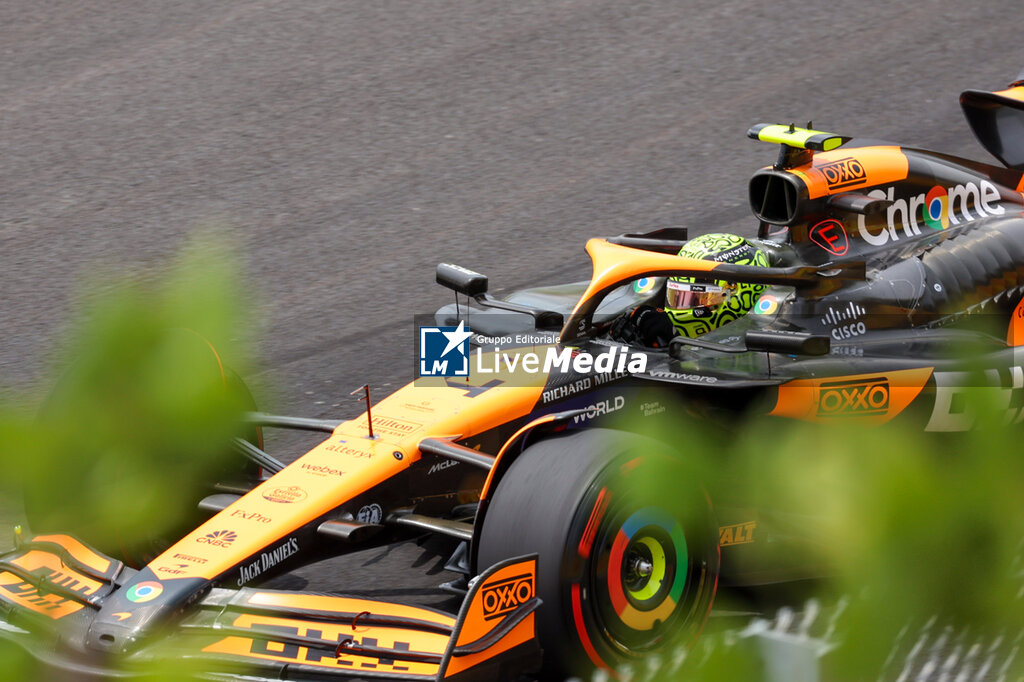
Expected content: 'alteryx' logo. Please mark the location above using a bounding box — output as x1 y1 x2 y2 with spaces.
419 321 472 377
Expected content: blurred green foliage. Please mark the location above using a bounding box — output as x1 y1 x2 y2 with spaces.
628 386 1024 681
0 236 258 678
0 236 255 562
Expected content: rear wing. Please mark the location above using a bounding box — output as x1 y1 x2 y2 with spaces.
961 68 1024 170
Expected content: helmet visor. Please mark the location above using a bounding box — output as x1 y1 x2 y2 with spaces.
666 280 730 310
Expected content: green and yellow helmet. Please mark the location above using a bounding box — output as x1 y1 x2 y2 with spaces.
665 233 769 338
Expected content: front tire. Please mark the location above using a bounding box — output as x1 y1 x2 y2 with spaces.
476 428 718 677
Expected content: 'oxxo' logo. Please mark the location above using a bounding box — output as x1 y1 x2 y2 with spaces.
818 377 890 416
481 574 534 620
820 157 867 190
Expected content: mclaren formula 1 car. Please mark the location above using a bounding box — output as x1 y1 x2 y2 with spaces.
5 74 1024 680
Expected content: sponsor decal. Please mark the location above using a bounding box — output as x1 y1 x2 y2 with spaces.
156 563 190 576
419 321 472 377
856 180 1005 246
817 377 890 416
719 522 756 546
323 438 375 458
174 553 208 565
231 509 271 524
111 612 132 622
571 396 626 424
648 370 718 384
300 462 345 478
753 294 780 316
237 537 300 586
0 578 80 616
401 401 436 414
809 219 849 256
541 371 628 404
126 581 164 603
211 622 415 671
262 486 307 504
926 366 1024 431
481 573 534 621
427 459 458 475
641 400 666 417
356 503 383 524
821 302 867 340
371 416 423 438
633 277 657 294
197 530 238 547
819 156 867 190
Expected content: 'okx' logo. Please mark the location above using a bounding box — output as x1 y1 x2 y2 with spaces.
419 321 472 377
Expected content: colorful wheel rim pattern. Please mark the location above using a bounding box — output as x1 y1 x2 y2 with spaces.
583 501 692 654
126 581 164 603
606 507 687 631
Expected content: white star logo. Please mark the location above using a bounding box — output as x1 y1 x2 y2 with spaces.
440 321 473 358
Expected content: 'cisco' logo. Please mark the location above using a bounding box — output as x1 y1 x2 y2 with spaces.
818 377 890 416
197 530 238 547
481 574 534 621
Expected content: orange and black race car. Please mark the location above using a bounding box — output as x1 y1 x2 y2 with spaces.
5 73 1024 681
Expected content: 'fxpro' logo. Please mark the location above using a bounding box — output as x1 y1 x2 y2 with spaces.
817 377 890 417
419 321 472 377
481 573 534 620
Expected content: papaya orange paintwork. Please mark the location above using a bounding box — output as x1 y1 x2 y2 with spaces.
789 146 910 200
1010 297 1024 346
442 558 537 677
769 367 933 425
148 378 544 582
0 549 104 619
201 612 446 676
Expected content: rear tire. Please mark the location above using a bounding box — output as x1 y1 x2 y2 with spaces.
476 428 718 677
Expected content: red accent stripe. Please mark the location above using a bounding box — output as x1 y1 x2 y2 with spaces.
571 583 608 671
607 530 629 615
578 487 609 558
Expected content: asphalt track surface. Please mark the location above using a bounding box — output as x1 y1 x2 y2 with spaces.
1 0 1023 661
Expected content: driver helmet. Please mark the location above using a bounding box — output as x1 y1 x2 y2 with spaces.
665 233 769 337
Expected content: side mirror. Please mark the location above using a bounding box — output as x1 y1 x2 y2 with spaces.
744 330 830 356
436 263 488 297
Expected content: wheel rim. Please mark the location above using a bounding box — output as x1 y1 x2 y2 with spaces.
590 504 692 652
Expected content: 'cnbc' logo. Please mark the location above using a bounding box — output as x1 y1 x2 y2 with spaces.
197 530 238 547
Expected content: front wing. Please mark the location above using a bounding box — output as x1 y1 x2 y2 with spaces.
0 535 541 680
